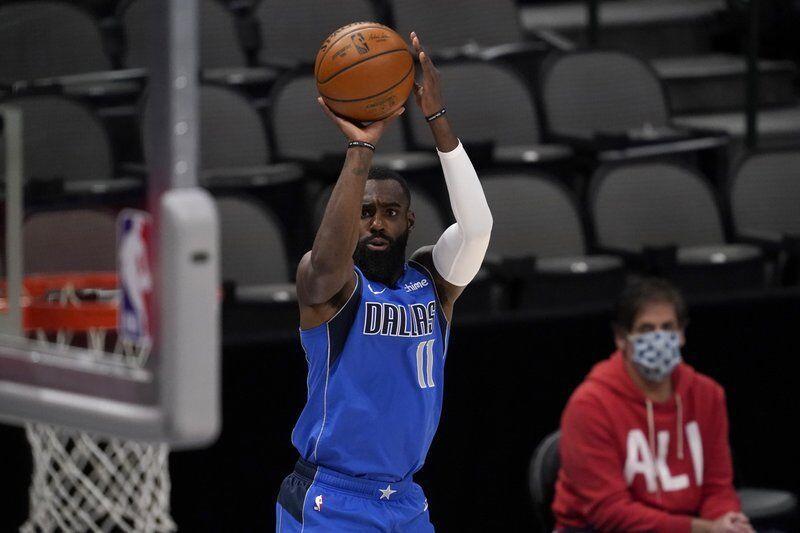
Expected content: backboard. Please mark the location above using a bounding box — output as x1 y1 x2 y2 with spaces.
0 0 219 448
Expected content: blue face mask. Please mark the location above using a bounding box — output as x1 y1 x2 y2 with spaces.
629 330 682 383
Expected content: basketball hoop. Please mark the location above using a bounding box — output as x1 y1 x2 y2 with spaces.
13 273 176 533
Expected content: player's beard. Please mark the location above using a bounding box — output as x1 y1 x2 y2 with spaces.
353 230 409 286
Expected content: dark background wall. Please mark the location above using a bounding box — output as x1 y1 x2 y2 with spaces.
2 291 797 531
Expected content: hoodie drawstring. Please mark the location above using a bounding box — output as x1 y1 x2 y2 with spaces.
647 395 684 461
645 399 661 499
676 393 684 460
645 399 655 460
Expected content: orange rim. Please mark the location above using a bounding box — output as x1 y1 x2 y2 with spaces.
0 273 119 332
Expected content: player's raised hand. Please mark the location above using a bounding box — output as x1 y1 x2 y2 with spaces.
410 31 444 116
317 97 404 146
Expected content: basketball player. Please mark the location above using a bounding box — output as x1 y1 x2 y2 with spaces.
275 32 493 532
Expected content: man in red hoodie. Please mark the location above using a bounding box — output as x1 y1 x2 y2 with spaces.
552 277 753 533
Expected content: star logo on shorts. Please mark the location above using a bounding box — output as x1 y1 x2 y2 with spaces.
379 484 397 500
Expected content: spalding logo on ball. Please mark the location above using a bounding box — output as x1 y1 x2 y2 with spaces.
315 22 414 122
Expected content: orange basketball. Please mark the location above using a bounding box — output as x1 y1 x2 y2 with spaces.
315 22 414 122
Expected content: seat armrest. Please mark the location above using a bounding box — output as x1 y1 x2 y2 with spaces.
549 126 729 160
61 178 143 196
589 244 642 266
314 151 440 174
545 133 596 152
200 163 304 189
118 162 148 177
14 68 147 99
475 40 550 62
598 136 731 162
733 230 785 255
232 282 297 304
201 66 279 87
256 54 306 72
30 68 147 88
526 29 576 52
493 144 574 164
679 124 730 140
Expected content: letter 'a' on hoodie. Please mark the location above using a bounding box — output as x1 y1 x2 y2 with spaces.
552 351 741 533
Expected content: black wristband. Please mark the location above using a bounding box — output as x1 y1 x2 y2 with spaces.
425 108 447 122
348 140 375 151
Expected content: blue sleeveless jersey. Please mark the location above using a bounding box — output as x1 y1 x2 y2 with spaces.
292 261 450 482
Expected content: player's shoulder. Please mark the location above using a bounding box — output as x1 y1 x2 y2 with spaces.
408 247 435 276
408 246 456 293
408 246 462 321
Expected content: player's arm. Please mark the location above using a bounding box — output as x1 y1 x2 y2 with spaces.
408 32 493 318
296 100 405 321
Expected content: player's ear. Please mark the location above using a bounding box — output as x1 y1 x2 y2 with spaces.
407 209 415 231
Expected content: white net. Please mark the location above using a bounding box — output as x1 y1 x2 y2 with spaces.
20 284 175 533
21 426 174 533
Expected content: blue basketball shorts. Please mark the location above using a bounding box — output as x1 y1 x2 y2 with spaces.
275 459 434 532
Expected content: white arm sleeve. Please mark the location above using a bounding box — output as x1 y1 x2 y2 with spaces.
431 141 493 286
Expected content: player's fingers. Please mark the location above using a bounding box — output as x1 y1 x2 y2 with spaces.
410 32 431 69
414 83 424 95
380 106 405 126
318 97 360 130
317 97 337 120
419 51 433 74
731 513 751 524
410 31 422 54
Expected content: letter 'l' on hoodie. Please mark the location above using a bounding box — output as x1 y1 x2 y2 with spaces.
552 351 741 533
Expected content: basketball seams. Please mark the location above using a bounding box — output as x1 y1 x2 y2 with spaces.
317 48 411 85
319 62 414 103
315 22 392 79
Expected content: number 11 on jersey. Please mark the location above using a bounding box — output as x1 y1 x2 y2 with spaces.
415 339 436 389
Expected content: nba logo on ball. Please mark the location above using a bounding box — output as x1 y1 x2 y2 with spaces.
117 210 153 348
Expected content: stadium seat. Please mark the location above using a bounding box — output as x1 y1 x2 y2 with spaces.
729 150 800 285
482 172 625 310
253 0 380 69
197 85 303 188
136 84 303 189
120 0 276 87
24 209 117 274
528 430 560 532
529 431 799 532
518 0 725 58
215 195 295 303
540 50 728 164
389 0 553 65
737 488 798 530
589 161 765 293
407 60 572 166
0 1 138 97
0 94 139 197
312 184 447 258
269 73 437 173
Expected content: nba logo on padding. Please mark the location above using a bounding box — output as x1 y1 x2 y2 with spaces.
118 210 153 348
